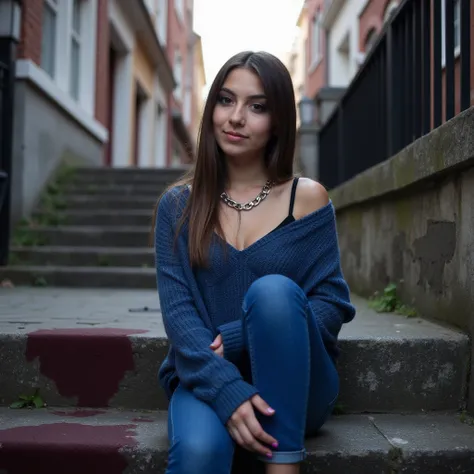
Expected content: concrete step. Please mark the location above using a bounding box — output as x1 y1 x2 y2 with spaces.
14 225 152 247
70 167 187 186
0 408 473 473
10 246 154 267
0 265 156 288
58 195 157 211
0 289 468 413
63 184 169 197
33 210 155 227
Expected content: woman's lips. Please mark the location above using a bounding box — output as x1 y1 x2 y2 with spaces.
224 131 247 142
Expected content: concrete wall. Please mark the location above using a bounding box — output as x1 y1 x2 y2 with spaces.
331 106 474 411
11 82 103 222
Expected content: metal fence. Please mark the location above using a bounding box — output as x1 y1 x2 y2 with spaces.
0 60 8 211
0 47 14 265
319 0 472 190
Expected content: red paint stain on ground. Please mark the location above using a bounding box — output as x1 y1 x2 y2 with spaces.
26 328 148 407
0 423 137 474
51 409 106 418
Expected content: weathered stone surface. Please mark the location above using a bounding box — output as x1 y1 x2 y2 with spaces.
0 288 468 412
0 409 472 474
59 195 158 211
329 106 474 411
33 209 155 227
10 246 154 267
0 266 156 288
13 225 152 247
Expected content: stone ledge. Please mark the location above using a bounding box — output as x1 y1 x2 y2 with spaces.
330 106 474 210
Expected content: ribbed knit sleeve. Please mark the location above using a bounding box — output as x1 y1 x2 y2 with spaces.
304 206 355 356
155 190 258 424
218 320 245 363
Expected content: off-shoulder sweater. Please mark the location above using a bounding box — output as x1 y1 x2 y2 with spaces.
155 186 355 425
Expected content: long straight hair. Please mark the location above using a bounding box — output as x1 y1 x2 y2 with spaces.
153 51 297 267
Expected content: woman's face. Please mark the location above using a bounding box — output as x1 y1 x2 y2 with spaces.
212 68 272 161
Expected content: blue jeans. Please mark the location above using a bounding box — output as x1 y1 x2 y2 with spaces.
166 275 339 473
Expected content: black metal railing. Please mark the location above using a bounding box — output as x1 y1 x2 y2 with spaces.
319 0 472 190
0 60 8 212
0 40 16 266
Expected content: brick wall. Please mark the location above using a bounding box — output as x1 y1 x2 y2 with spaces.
358 0 398 52
305 0 326 100
17 0 43 64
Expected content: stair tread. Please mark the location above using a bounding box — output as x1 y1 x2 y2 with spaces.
18 225 152 232
1 265 155 274
0 408 473 472
11 246 154 254
0 288 465 343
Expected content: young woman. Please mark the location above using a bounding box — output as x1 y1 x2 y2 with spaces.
154 51 355 474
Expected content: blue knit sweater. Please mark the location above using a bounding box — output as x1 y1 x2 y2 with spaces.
155 186 355 425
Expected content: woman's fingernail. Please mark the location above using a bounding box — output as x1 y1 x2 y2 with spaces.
272 442 278 448
267 408 275 414
266 452 272 458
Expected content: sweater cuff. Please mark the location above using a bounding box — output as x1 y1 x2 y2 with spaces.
211 379 259 425
218 320 244 362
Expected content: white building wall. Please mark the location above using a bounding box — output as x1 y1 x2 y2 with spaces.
327 0 367 87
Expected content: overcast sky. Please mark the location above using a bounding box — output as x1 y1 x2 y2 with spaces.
193 0 304 86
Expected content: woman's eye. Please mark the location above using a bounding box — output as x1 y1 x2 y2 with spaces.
251 103 267 113
217 95 232 105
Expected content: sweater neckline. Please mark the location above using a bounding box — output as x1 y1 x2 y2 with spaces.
213 200 334 254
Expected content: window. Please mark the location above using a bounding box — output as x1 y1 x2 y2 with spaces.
70 0 82 100
39 0 98 113
156 0 168 45
41 0 58 77
311 11 322 65
175 0 184 22
173 48 183 100
453 0 461 50
441 0 461 65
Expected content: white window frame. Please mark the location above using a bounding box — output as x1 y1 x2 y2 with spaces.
40 0 97 115
41 0 59 78
441 0 461 67
310 11 322 70
69 0 82 100
175 0 184 23
173 48 183 101
156 0 168 46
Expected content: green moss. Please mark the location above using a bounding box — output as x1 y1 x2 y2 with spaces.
394 199 413 230
368 283 418 318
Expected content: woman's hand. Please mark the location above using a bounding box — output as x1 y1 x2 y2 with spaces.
210 334 224 357
226 395 278 458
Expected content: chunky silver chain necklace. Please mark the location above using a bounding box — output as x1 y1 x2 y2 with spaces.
220 180 273 211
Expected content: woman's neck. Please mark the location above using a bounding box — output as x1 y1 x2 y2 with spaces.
225 155 268 192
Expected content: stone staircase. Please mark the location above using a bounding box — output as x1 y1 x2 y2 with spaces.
1 167 186 289
0 167 473 473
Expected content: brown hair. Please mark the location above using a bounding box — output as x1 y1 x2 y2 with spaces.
152 51 297 267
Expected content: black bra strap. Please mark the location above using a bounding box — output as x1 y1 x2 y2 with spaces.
289 177 299 216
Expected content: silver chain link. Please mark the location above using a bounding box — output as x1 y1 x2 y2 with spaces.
220 180 274 211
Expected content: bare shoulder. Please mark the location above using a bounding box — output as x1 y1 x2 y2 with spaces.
294 178 329 218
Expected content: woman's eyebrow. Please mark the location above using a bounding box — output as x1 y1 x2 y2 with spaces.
220 87 267 100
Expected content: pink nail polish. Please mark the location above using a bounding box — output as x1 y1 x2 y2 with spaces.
266 452 272 458
267 408 275 414
272 442 278 448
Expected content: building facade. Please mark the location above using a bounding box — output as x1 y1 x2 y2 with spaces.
289 0 401 125
11 0 203 222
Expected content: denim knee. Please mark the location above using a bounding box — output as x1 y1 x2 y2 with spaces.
243 274 307 323
167 433 233 473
